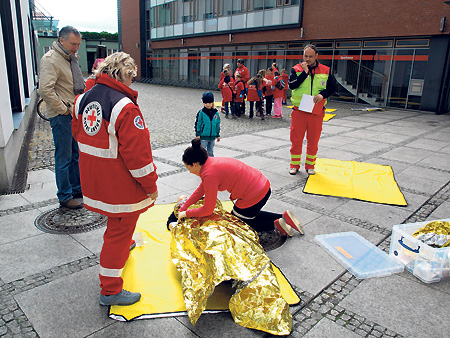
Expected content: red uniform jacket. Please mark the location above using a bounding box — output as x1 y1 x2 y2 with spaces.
219 77 235 102
282 73 289 89
265 75 274 96
234 65 250 84
247 83 261 102
234 81 245 103
72 73 158 217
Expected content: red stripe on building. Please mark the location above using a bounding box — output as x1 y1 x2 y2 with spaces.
147 54 429 62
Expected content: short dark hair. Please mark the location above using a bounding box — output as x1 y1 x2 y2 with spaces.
59 26 81 41
182 138 208 165
237 59 244 64
304 44 318 54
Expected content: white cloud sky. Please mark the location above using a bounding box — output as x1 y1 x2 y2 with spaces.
34 0 118 33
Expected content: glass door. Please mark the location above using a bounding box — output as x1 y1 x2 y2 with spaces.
357 49 392 106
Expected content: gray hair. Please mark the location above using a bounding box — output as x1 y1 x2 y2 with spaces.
304 44 318 54
59 26 81 41
95 52 137 84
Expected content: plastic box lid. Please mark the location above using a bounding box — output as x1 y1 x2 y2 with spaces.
315 232 404 279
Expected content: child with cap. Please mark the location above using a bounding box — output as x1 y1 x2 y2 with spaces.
194 92 221 157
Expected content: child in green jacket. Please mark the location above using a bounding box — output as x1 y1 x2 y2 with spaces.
195 92 221 157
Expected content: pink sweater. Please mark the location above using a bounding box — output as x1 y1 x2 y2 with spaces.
179 157 270 218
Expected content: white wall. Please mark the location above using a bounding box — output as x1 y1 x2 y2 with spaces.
0 0 38 192
0 17 14 148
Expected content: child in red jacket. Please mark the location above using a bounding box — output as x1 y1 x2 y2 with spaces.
247 74 264 120
264 68 274 116
272 71 284 118
281 68 289 105
218 70 236 119
234 73 245 117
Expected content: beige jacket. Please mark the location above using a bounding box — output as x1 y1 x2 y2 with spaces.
39 41 75 118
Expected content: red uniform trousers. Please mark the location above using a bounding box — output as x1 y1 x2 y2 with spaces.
99 214 140 295
290 108 324 170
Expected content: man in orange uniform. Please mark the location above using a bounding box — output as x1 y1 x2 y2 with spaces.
288 44 335 175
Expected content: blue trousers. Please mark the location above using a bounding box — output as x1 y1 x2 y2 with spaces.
50 114 81 202
201 139 215 157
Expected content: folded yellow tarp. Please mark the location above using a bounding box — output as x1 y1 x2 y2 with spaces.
303 158 407 206
109 202 300 321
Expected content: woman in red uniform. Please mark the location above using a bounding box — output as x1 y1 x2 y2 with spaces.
178 139 304 236
72 52 158 306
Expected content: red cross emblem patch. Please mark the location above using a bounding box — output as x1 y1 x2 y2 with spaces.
82 101 102 136
134 116 144 130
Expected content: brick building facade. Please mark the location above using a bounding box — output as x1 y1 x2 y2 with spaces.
120 0 450 113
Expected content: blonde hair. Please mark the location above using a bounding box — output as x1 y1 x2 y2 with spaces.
95 52 137 84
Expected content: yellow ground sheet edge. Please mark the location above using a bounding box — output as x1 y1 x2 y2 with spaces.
303 158 407 206
109 202 301 321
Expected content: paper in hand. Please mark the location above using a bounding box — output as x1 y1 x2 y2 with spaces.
299 94 315 113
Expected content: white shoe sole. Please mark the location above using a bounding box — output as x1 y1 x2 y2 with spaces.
284 210 304 235
278 218 295 237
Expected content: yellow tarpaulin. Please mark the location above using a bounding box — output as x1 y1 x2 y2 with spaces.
109 202 300 321
303 158 407 206
325 109 337 112
323 113 336 121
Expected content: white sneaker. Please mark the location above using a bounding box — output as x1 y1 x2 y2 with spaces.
307 168 315 175
289 168 298 175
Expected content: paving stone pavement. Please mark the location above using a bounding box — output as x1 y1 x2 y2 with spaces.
1 83 450 337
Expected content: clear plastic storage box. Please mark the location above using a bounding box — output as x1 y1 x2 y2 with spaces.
315 232 404 279
389 218 450 283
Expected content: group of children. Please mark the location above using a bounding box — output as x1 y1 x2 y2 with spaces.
218 62 289 120
196 62 290 158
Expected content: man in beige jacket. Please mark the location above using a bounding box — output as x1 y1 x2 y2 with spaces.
39 26 85 209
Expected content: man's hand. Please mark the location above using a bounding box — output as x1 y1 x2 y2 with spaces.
313 94 324 104
178 211 187 220
301 62 309 74
148 191 158 201
216 137 220 142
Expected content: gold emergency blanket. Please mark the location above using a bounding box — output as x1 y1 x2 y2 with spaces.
171 199 292 335
413 221 450 247
108 202 300 328
303 158 407 206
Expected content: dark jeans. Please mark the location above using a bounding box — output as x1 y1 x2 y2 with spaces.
224 101 235 116
231 188 281 232
50 114 81 202
249 100 263 118
234 101 244 116
265 95 273 115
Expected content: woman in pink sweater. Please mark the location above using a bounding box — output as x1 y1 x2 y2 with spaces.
178 139 304 236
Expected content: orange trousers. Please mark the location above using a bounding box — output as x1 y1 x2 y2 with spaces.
290 108 324 170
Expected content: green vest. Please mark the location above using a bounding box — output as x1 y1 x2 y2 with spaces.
291 63 330 109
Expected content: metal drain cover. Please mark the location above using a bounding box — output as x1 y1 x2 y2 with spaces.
35 207 107 234
258 230 287 252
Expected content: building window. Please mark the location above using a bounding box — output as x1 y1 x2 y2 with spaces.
336 41 361 48
364 40 393 48
396 39 429 48
288 42 303 49
311 42 334 49
43 46 51 54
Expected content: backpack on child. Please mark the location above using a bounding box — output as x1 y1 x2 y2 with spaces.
274 76 285 90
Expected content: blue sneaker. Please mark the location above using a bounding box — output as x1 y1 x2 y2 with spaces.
99 289 141 306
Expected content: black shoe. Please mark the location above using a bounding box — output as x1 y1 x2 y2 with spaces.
73 192 83 199
60 198 83 209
